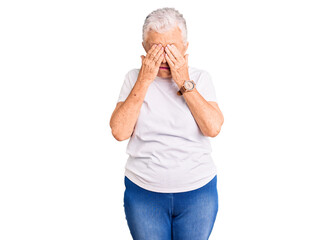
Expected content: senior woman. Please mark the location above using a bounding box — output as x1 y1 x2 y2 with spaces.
110 7 224 240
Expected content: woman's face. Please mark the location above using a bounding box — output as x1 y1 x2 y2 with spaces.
142 26 189 79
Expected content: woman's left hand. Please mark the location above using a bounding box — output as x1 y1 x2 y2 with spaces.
164 44 190 88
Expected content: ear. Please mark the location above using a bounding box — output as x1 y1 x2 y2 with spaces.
185 54 189 65
184 41 189 53
142 42 147 53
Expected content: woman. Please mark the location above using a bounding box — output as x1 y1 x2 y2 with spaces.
110 7 224 240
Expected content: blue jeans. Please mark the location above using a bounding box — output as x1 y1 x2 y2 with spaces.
123 175 218 240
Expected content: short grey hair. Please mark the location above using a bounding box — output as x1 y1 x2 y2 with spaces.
142 7 188 46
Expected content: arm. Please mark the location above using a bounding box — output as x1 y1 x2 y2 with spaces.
110 77 150 141
110 44 165 141
180 87 224 137
165 44 224 137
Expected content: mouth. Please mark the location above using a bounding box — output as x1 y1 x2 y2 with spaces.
159 66 170 70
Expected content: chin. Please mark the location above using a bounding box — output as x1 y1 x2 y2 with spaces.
157 71 172 79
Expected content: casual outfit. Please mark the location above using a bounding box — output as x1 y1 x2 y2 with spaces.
117 66 219 239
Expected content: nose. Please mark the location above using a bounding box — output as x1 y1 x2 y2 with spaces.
161 45 167 63
162 55 167 63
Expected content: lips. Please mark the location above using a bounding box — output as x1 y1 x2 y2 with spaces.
159 67 170 69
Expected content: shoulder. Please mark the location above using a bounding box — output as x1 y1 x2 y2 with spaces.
189 66 211 82
123 68 140 86
125 68 140 79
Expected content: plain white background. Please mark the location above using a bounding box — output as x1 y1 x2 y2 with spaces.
0 0 332 239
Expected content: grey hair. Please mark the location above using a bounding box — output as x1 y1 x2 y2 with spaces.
142 7 188 46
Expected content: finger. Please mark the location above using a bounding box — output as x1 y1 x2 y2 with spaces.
153 46 164 62
165 52 175 67
147 44 157 56
155 51 164 65
146 45 155 59
165 47 177 63
148 44 162 59
166 44 183 60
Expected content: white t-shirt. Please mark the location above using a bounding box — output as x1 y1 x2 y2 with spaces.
117 66 219 193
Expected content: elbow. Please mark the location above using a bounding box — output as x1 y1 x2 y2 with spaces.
109 105 132 141
207 116 224 138
203 127 219 138
207 127 221 138
110 122 131 141
111 128 130 141
114 135 130 142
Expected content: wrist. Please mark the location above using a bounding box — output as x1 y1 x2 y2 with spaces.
138 72 154 85
177 79 196 95
174 74 190 88
175 79 186 89
137 77 153 87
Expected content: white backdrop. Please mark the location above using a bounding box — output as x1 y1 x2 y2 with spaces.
1 0 332 239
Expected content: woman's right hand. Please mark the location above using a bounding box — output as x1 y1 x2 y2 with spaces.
138 44 164 84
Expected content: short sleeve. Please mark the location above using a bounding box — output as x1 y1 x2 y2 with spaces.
117 70 134 103
196 71 218 102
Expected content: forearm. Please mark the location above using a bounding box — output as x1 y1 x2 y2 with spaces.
182 88 223 137
110 76 151 141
